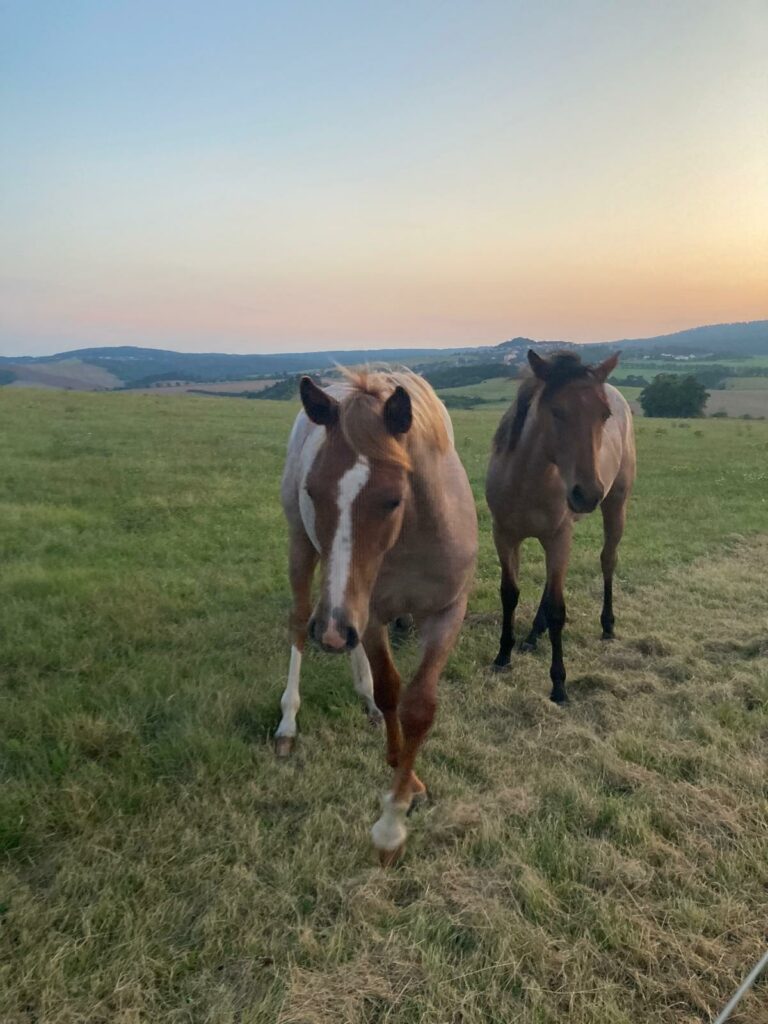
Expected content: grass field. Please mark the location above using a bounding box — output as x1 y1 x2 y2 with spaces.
1 390 767 1023
726 378 768 390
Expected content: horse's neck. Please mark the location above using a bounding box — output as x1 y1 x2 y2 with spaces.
512 401 552 479
403 452 454 534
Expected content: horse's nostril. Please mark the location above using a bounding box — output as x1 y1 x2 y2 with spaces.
571 485 585 506
346 625 359 650
308 617 317 642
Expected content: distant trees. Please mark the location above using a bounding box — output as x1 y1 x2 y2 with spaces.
640 374 709 418
422 362 516 390
0 369 16 386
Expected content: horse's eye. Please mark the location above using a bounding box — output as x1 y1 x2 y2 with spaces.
305 485 316 501
383 497 402 512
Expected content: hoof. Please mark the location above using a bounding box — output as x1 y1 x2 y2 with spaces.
492 660 511 673
274 736 295 757
519 640 537 653
549 692 569 706
407 789 428 817
367 706 384 729
601 631 615 641
378 843 405 868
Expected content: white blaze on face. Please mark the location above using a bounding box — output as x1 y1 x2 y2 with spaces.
328 456 370 611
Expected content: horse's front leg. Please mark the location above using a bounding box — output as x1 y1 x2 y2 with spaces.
599 489 628 640
275 528 317 756
371 596 467 866
492 531 520 669
542 528 571 704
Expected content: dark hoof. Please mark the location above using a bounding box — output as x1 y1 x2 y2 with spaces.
390 616 415 649
492 660 511 673
407 789 429 817
549 692 569 705
601 631 615 641
519 640 537 653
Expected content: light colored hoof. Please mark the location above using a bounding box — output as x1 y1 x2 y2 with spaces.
274 736 295 757
367 707 384 728
378 843 405 868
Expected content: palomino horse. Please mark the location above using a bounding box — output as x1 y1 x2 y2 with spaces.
278 369 477 863
486 350 636 703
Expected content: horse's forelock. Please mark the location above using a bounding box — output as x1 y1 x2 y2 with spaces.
337 368 449 469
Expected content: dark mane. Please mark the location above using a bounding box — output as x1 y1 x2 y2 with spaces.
492 377 536 453
492 351 598 454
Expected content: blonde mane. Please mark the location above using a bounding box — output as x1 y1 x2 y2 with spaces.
337 368 451 470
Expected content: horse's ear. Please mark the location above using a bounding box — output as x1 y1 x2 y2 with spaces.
528 349 550 380
384 385 412 436
593 352 620 383
300 376 339 427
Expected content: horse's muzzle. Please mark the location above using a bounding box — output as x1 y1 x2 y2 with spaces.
308 614 359 653
568 484 603 514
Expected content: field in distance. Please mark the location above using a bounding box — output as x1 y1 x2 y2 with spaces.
436 369 768 419
1 390 767 1023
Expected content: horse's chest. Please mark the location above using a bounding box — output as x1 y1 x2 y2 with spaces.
372 534 471 619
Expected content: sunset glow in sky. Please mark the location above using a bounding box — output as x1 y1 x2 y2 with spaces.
2 1 767 355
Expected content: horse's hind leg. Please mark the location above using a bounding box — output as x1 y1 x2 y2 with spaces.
600 492 627 640
492 533 520 669
350 645 383 727
521 584 548 651
543 529 571 704
275 529 317 756
371 597 466 866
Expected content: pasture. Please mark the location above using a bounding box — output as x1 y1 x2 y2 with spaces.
1 389 767 1024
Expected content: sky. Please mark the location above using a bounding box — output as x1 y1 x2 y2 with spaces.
1 0 767 357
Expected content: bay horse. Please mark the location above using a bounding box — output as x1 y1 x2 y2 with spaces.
277 369 477 864
486 350 636 703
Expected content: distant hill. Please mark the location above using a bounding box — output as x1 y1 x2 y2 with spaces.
606 321 768 357
0 344 463 389
1 321 765 391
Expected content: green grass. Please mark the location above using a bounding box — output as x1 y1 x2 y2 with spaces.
619 355 768 374
1 390 767 1023
437 377 519 404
